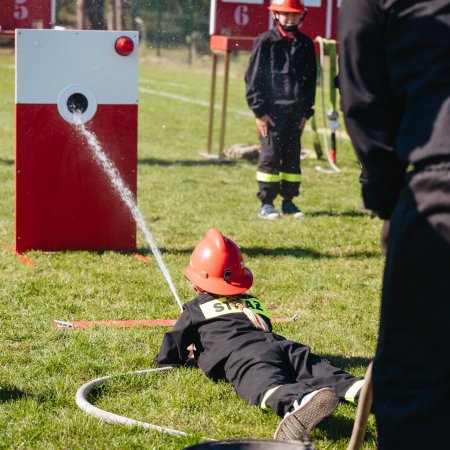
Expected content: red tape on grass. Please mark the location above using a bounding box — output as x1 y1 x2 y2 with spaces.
3 245 36 266
54 319 176 328
54 316 295 329
133 253 152 263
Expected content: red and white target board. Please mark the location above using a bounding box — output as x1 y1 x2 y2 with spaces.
209 0 340 41
0 0 55 32
301 0 340 40
15 29 138 252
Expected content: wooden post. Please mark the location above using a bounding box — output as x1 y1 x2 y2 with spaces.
206 52 218 155
218 50 231 158
115 0 122 30
76 0 86 30
202 36 254 160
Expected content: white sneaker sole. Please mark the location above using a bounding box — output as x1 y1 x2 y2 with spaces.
259 213 280 220
281 211 304 218
273 388 339 441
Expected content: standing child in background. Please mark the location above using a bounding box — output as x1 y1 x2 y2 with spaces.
154 228 364 442
245 0 316 220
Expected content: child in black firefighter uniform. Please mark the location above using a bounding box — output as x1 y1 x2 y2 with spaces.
245 0 316 220
154 228 364 441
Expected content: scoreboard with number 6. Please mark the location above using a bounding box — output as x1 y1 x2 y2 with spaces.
209 0 340 41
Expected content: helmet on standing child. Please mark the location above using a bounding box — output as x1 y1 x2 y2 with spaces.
268 0 306 14
184 228 253 296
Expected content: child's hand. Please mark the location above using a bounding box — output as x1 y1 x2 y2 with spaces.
299 117 307 135
256 115 275 138
187 343 196 359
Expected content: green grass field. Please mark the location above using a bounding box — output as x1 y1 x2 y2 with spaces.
0 46 381 449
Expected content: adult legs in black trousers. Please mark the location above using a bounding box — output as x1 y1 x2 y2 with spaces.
373 163 450 449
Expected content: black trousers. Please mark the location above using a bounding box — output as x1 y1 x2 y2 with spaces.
373 162 450 449
257 108 302 204
225 334 359 417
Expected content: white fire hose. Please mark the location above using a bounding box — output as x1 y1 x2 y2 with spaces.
75 366 215 441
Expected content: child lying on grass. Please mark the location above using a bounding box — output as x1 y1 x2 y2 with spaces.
154 228 364 441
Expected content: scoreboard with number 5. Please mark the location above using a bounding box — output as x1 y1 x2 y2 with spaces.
0 0 55 32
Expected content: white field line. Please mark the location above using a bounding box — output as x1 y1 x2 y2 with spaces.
138 86 350 140
139 86 251 117
4 62 349 139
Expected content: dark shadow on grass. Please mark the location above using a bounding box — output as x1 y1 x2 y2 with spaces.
87 383 106 404
319 355 373 372
0 386 32 402
318 413 377 444
138 157 236 167
134 245 381 260
0 158 14 166
241 246 380 260
308 209 371 218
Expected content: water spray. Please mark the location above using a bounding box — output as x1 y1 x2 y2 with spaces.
72 115 197 438
74 115 183 312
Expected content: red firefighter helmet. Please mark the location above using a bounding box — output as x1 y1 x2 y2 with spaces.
268 0 306 14
184 228 253 296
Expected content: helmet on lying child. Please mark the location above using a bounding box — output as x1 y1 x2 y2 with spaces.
268 0 306 14
184 228 253 296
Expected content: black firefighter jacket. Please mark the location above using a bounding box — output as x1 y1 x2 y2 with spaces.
338 0 450 219
153 292 276 382
245 27 317 120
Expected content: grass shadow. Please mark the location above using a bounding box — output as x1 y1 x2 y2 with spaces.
242 246 380 260
138 157 236 167
86 383 107 405
0 385 32 402
308 210 371 218
319 355 373 371
318 413 377 444
134 245 380 260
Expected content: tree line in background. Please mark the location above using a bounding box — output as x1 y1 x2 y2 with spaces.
57 0 211 53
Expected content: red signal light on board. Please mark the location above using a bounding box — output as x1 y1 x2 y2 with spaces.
115 36 134 56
